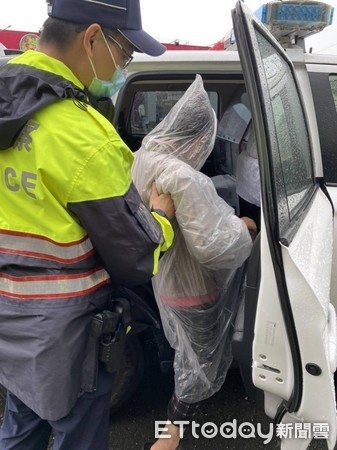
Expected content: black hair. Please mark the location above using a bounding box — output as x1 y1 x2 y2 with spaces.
39 17 88 49
39 17 118 50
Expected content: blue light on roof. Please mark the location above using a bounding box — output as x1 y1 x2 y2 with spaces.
254 1 334 41
255 4 267 23
329 7 334 25
230 29 236 45
279 4 322 21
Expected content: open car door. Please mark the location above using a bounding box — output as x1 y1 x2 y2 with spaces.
232 1 337 448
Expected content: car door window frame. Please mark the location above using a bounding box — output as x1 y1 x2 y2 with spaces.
309 70 337 185
232 0 322 413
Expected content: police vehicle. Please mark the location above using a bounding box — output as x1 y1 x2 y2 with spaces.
111 1 337 448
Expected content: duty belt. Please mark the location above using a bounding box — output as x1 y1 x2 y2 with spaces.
90 298 131 373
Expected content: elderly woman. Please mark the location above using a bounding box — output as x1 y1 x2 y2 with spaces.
132 75 255 450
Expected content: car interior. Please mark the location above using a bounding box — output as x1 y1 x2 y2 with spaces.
114 73 264 405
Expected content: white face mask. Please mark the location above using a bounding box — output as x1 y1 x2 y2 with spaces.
87 31 127 99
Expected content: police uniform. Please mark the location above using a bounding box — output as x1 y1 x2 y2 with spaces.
0 0 171 448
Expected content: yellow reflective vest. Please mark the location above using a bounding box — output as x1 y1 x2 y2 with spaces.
0 50 173 420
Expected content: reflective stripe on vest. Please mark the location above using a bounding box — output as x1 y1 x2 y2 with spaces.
0 229 94 264
0 268 110 299
0 229 111 299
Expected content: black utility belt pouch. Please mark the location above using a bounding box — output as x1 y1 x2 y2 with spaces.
90 299 130 373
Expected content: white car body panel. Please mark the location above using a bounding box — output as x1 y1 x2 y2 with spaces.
232 1 337 447
279 188 336 449
328 187 337 309
252 217 294 405
113 4 337 445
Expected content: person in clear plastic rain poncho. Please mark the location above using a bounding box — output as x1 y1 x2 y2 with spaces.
132 75 256 450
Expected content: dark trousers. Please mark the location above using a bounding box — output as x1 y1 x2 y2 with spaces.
167 392 202 423
0 367 114 450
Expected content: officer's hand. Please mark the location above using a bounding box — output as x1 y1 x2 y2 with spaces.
241 216 257 241
150 183 175 221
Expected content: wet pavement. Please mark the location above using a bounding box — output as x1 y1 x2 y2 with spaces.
0 336 332 450
107 338 330 450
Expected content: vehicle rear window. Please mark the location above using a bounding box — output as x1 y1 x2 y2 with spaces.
329 75 337 112
309 72 337 184
130 90 218 135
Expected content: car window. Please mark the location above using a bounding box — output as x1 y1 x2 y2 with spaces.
130 90 218 135
256 31 314 238
329 75 337 112
309 71 337 184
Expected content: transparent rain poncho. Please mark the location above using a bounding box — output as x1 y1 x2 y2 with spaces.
132 75 253 403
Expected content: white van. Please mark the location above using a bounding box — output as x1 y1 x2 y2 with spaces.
1 2 335 446
112 1 337 448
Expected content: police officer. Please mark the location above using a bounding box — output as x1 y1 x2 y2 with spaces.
0 1 174 449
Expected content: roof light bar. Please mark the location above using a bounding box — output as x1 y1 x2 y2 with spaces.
254 1 334 42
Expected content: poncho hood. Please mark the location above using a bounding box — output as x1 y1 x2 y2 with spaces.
140 74 217 171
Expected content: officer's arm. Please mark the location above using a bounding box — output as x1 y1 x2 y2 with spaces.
68 182 173 286
67 141 173 286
